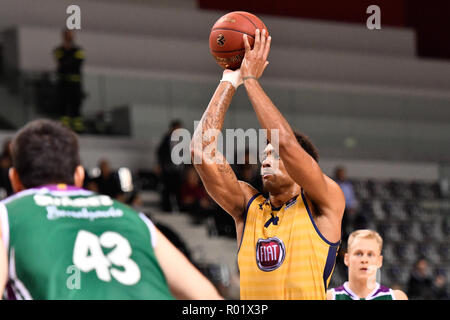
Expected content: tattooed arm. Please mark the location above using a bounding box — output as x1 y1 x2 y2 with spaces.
190 70 258 246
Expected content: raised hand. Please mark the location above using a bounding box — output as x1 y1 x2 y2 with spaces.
240 29 272 80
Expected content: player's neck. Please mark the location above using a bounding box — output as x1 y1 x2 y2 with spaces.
348 278 377 299
268 185 300 208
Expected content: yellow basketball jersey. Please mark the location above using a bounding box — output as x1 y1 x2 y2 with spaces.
237 192 340 300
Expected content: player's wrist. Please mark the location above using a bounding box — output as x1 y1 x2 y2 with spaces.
242 76 258 82
220 71 243 89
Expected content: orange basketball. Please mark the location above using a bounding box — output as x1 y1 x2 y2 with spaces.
209 11 269 70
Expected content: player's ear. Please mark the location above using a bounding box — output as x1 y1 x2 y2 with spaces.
344 252 349 267
378 255 383 269
9 167 25 193
74 165 85 188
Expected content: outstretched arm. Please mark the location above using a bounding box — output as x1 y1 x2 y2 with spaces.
0 220 7 300
154 227 222 300
190 71 258 231
240 30 345 233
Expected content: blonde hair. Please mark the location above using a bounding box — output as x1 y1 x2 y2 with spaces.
347 229 383 253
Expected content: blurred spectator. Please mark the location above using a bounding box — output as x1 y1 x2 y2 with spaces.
0 138 13 197
82 166 97 192
53 29 85 133
127 191 144 208
432 272 450 300
334 166 363 240
440 177 449 198
157 120 184 212
180 166 215 224
144 212 193 263
84 179 99 193
407 258 434 299
92 159 122 199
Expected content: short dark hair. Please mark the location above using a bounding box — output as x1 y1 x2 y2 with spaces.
11 119 81 188
293 131 319 163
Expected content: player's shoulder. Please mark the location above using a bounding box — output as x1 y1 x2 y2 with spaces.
1 188 39 207
324 174 346 207
238 181 261 203
236 181 264 222
392 289 408 300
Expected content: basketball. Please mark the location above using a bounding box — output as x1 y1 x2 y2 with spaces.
209 11 269 70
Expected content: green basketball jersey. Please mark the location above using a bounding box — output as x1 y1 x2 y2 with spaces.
330 282 395 300
0 184 174 300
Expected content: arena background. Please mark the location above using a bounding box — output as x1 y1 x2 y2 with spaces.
0 0 449 300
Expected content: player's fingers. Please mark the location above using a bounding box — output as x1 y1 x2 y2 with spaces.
243 34 251 53
263 36 272 61
258 29 266 57
254 29 260 52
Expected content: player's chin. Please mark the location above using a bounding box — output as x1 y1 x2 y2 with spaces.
356 269 372 279
262 176 277 192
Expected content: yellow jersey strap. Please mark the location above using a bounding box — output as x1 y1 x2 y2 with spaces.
237 192 262 253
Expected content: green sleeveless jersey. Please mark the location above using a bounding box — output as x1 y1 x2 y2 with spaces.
330 282 395 300
0 185 174 300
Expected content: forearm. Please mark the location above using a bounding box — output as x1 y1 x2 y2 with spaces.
191 80 247 217
243 78 325 193
192 81 235 156
155 229 222 300
243 78 297 149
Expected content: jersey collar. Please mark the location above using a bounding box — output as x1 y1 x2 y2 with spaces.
36 184 84 191
343 281 381 300
266 194 299 211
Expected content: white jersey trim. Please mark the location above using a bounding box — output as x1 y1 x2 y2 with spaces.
390 288 396 300
342 282 359 300
331 288 336 300
9 248 33 300
343 281 381 300
0 202 9 251
47 190 94 197
139 213 157 249
366 282 381 299
1 187 95 206
0 188 42 205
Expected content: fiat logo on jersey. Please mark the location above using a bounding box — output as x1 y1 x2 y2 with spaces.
256 237 286 272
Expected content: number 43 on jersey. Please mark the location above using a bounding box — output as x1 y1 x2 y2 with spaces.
73 230 141 286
